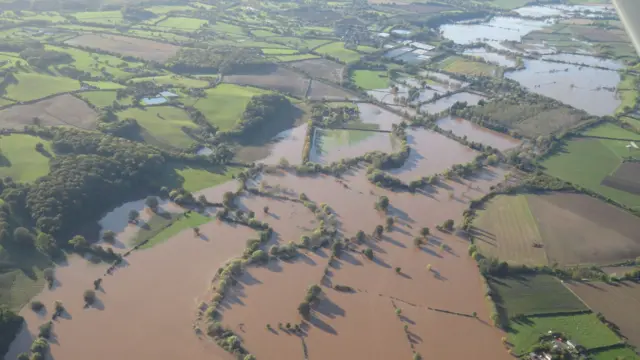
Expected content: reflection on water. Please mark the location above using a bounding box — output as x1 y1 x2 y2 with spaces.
309 128 395 164
257 123 307 165
436 116 521 151
357 103 404 131
506 59 621 115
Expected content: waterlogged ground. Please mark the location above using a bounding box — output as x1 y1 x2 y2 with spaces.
506 59 621 115
463 48 516 67
440 17 551 45
309 128 396 164
436 116 522 151
419 92 486 115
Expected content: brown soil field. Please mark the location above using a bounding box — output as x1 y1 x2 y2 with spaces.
224 64 310 98
515 108 585 138
566 281 640 348
601 162 640 195
527 192 640 265
65 34 181 63
289 58 344 84
0 94 97 130
387 128 479 181
307 80 359 100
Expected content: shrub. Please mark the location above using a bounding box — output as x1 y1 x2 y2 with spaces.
83 289 96 305
38 321 52 339
395 267 401 274
420 227 430 237
334 284 353 292
442 219 454 231
395 308 402 316
250 250 268 263
355 230 365 243
102 230 116 243
128 209 139 222
30 338 48 355
385 216 394 231
17 353 29 360
30 300 44 312
54 301 64 315
413 237 422 247
363 248 374 260
298 302 311 319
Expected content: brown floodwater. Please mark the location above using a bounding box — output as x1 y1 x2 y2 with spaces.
309 129 396 164
436 116 522 151
387 128 478 182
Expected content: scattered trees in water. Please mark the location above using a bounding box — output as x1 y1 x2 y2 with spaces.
83 289 96 306
43 268 54 289
413 237 423 247
298 284 322 319
38 321 52 339
420 227 430 238
355 230 365 243
102 230 116 244
334 284 354 292
373 224 384 238
145 196 159 212
363 248 374 260
374 195 389 212
385 216 394 231
30 300 44 312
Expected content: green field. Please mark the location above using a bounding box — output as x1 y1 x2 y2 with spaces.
161 163 242 192
315 42 361 63
46 45 145 80
508 313 621 355
208 22 245 35
541 123 640 210
275 53 320 62
5 73 80 101
116 106 197 149
138 212 212 249
84 81 125 90
315 129 376 148
490 275 587 317
438 56 497 76
486 0 531 9
145 5 193 14
156 16 209 30
80 91 132 108
590 346 640 360
74 10 125 24
0 134 53 183
0 98 14 107
351 70 389 90
129 75 209 88
261 48 298 55
357 45 378 53
185 84 272 131
622 116 640 131
0 245 51 311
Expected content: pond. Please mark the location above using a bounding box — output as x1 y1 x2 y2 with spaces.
440 17 551 45
436 116 522 151
463 48 517 67
419 92 486 115
309 128 397 164
506 59 621 116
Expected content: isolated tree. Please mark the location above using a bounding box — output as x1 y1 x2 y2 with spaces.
145 196 159 211
420 227 430 238
198 194 208 205
374 225 384 238
413 237 422 247
413 352 423 360
102 230 116 244
193 227 200 236
395 267 402 274
443 219 454 231
128 209 140 223
298 302 311 319
363 248 374 260
356 230 365 243
375 195 389 212
395 308 402 316
83 289 96 305
263 206 269 214
385 216 394 231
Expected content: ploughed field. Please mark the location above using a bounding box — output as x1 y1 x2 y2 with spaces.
65 34 181 63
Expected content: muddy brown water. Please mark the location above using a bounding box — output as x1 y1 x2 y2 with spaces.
436 116 522 151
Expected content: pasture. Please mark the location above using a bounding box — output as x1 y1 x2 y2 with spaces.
438 56 497 77
161 164 242 192
472 195 547 266
116 106 197 149
489 274 587 317
45 45 144 80
80 91 132 108
0 244 51 311
273 53 320 62
351 70 389 90
289 58 344 83
184 84 272 131
0 134 53 183
129 75 209 88
156 17 208 30
0 94 97 130
138 212 211 250
566 281 640 349
5 73 80 102
508 313 621 355
65 34 181 63
315 42 362 63
223 65 310 98
74 10 125 24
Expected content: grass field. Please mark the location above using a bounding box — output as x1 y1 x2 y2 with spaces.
508 313 621 355
591 346 639 360
438 56 497 76
0 98 14 107
116 106 197 149
185 84 272 131
145 5 193 14
45 45 146 80
351 70 389 90
0 134 53 183
473 195 547 266
129 75 209 88
156 16 208 30
261 48 299 55
74 10 125 24
208 22 245 35
315 42 362 63
542 123 640 209
617 74 639 113
80 91 132 108
84 81 126 90
0 245 51 311
161 163 242 192
491 275 586 317
137 212 212 249
5 73 80 101
357 45 379 53
274 54 320 62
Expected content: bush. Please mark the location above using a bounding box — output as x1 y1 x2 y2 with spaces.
38 321 52 339
250 250 268 263
30 338 48 355
83 289 96 305
298 302 311 319
363 248 374 260
30 301 44 312
53 301 64 315
102 230 116 243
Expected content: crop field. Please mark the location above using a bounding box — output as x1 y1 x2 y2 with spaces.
438 56 497 77
472 195 547 266
542 123 640 210
307 80 357 100
566 281 640 349
4 72 80 102
508 313 622 355
116 106 197 149
289 58 344 83
489 275 587 317
65 34 181 63
223 65 310 98
184 84 272 130
129 75 209 88
475 192 640 266
0 94 97 130
351 70 389 90
156 17 208 30
0 134 53 183
315 42 362 63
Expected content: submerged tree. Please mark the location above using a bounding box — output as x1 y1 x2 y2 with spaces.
385 216 394 231
420 227 430 238
128 209 140 223
145 196 159 211
355 230 365 243
374 225 384 238
363 248 374 260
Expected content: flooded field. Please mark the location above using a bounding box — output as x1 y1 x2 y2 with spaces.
506 59 621 115
235 123 307 164
436 116 522 151
540 53 623 70
357 103 404 131
387 128 478 181
514 4 614 18
440 17 551 45
419 92 486 115
309 128 396 164
419 71 468 90
463 48 517 67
